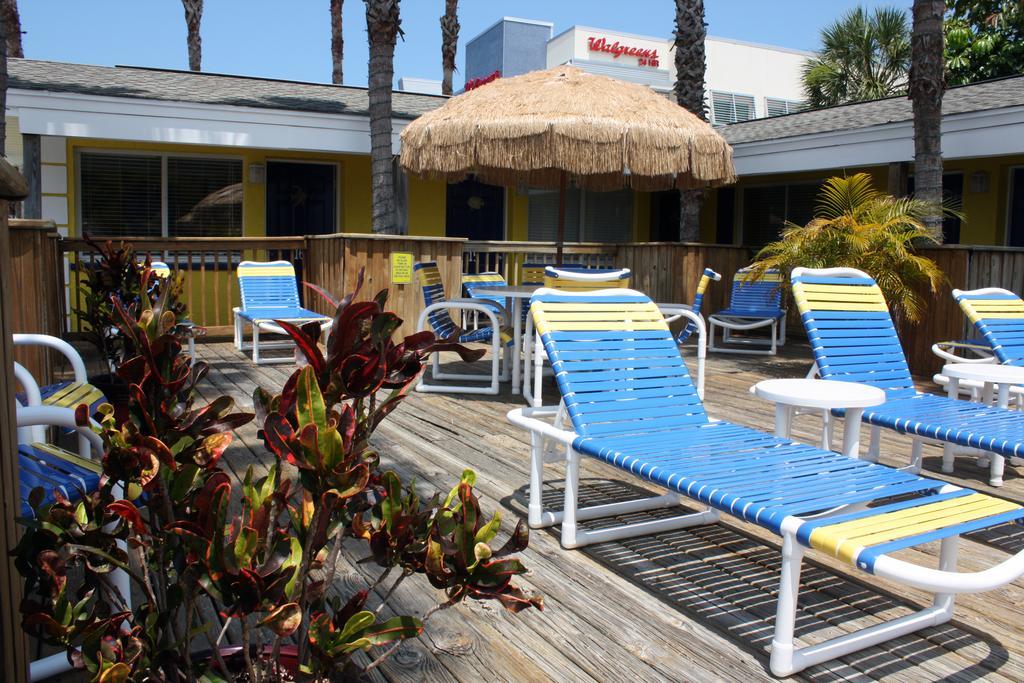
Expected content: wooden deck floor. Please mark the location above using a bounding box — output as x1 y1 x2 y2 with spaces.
194 340 1024 682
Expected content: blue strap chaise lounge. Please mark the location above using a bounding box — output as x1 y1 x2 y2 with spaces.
708 266 786 355
506 287 1024 677
233 260 333 365
792 267 1024 487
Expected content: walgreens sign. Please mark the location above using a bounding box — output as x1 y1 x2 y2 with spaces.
587 36 660 67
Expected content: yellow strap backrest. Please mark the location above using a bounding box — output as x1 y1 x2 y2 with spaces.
957 293 1024 324
792 278 889 313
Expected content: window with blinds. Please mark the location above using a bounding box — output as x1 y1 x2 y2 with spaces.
583 189 633 243
765 97 804 117
79 153 162 237
711 91 756 125
168 158 243 237
527 188 581 242
78 152 243 238
741 182 820 248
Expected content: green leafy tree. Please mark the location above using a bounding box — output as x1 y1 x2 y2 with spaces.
803 6 911 108
748 173 948 323
945 0 1024 85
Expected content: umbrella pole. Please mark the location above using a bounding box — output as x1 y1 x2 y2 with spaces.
556 171 567 265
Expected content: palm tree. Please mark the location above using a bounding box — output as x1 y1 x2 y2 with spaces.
0 0 22 58
330 0 343 84
910 0 946 235
365 0 403 234
802 6 910 108
181 0 203 71
440 0 459 96
672 0 707 242
748 173 945 323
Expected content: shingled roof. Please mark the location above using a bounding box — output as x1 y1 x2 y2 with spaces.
720 74 1024 145
8 58 448 120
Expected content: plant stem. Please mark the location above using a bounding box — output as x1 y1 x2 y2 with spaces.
374 570 408 616
241 618 257 683
67 544 152 598
184 590 196 683
295 503 326 666
202 611 231 678
362 601 452 674
320 529 345 589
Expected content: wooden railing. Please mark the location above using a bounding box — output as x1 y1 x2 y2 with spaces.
15 230 1024 377
60 236 307 336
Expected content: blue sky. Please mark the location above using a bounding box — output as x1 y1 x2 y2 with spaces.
21 1 899 87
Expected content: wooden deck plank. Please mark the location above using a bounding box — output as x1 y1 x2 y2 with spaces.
182 340 1024 682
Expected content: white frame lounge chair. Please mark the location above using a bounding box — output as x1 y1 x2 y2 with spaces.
233 260 332 365
708 267 786 355
414 261 512 395
792 267 1024 486
507 287 1024 677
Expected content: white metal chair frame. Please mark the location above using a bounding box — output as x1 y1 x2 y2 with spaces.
709 312 786 355
415 300 512 396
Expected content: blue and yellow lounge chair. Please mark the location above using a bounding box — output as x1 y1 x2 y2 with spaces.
793 267 1024 486
676 267 721 344
462 272 509 330
708 266 786 355
233 260 332 365
507 287 1024 676
13 333 106 431
414 261 512 395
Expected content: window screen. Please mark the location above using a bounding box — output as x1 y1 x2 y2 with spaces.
711 91 756 125
79 153 162 237
765 98 803 117
742 185 787 248
168 158 243 237
527 188 581 241
583 189 633 242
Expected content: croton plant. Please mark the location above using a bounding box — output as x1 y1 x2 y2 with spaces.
14 266 542 682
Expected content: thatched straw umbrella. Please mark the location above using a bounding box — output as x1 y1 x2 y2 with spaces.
400 65 736 261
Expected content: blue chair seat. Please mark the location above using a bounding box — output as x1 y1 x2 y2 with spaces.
712 307 786 320
19 442 102 517
237 306 327 322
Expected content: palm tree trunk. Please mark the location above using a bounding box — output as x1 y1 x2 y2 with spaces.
330 0 343 84
0 3 8 155
181 0 203 71
0 0 22 59
365 0 402 234
910 0 945 236
673 0 707 242
440 0 459 96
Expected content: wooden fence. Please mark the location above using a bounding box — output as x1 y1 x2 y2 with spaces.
14 230 1024 377
9 220 63 383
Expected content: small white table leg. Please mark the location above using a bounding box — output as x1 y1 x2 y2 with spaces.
841 408 865 458
775 404 793 439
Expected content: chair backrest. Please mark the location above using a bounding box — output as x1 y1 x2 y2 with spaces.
791 267 917 398
727 267 783 314
151 261 172 278
520 262 547 286
415 261 458 338
678 267 721 342
543 266 631 291
530 288 708 438
237 260 302 311
462 272 507 308
954 287 1024 366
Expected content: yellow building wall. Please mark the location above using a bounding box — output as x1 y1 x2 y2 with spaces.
943 155 1024 245
406 175 446 236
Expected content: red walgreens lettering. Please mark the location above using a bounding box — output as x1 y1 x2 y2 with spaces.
587 36 658 63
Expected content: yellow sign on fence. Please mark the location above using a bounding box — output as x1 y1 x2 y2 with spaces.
391 252 414 284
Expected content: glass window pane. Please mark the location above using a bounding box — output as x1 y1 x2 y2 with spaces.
168 157 243 237
527 188 581 242
583 189 633 243
79 152 161 237
742 185 787 248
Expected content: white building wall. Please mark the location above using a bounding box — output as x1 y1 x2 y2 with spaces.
699 37 811 119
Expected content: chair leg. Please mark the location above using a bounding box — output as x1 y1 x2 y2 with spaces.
528 432 546 529
911 439 923 473
990 454 1005 487
252 326 260 364
561 447 581 549
942 442 955 473
770 533 805 677
709 320 719 352
867 425 881 462
770 320 778 355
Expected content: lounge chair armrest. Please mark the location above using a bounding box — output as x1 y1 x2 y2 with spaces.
931 341 995 364
16 405 103 456
506 406 577 446
13 333 89 384
872 546 1024 594
418 300 507 338
13 362 41 407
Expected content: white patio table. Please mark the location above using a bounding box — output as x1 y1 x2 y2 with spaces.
474 285 538 396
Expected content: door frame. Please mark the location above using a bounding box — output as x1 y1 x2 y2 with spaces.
1006 165 1024 246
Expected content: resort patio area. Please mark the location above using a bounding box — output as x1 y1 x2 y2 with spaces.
192 340 1024 682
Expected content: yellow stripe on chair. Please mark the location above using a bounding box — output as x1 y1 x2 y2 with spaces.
533 301 668 335
462 274 505 284
237 266 296 278
30 442 102 474
45 382 104 409
543 278 631 290
809 493 1019 565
